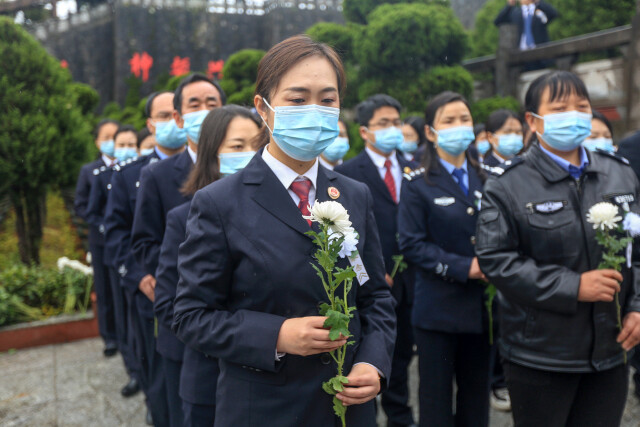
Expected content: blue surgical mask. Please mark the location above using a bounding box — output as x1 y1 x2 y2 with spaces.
262 99 340 162
476 140 490 155
323 137 350 163
140 148 154 156
113 147 138 163
155 119 187 149
100 139 115 157
533 111 592 152
399 140 418 154
432 126 475 156
583 137 614 153
370 126 403 154
496 134 524 157
182 110 210 144
219 151 256 176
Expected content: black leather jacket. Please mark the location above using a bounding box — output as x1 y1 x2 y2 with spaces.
476 143 640 372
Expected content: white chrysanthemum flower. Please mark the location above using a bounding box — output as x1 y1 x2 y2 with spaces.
623 212 640 237
304 200 352 234
329 227 359 258
586 202 622 230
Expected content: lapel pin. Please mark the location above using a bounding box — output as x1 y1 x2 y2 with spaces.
404 166 412 174
328 187 340 199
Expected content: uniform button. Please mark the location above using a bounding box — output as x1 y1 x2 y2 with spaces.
470 236 476 245
467 207 474 215
321 354 331 365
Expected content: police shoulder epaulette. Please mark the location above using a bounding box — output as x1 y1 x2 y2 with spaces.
595 148 630 165
403 167 426 181
484 157 523 177
113 164 121 172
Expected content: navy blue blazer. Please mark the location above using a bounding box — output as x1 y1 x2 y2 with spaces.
75 158 107 247
172 152 396 427
85 165 115 244
494 0 558 46
104 153 161 319
482 152 503 168
132 149 192 277
156 202 218 401
398 163 486 334
335 151 417 304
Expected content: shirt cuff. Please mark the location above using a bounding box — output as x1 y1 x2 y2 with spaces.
275 350 286 361
353 362 384 378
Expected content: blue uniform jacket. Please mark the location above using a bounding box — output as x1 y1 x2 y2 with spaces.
75 158 107 247
156 202 217 402
85 164 115 242
335 151 417 304
398 164 486 334
172 152 396 427
131 149 192 277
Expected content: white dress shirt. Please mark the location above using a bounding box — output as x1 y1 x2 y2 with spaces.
365 146 402 200
318 156 342 171
102 154 115 167
519 4 538 50
187 145 197 164
262 145 318 207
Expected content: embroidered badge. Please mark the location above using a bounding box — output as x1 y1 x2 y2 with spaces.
534 201 565 213
434 197 455 207
328 187 340 200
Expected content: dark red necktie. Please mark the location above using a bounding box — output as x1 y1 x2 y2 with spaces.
290 178 313 227
384 159 397 203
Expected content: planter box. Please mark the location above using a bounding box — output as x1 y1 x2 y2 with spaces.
0 295 99 352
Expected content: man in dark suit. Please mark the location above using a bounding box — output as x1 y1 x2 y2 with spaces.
336 94 417 427
74 119 119 357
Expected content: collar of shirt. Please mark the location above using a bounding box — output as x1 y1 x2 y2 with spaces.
102 154 114 167
439 157 469 189
262 145 319 204
187 145 197 164
365 146 398 170
491 152 506 164
521 4 535 15
154 145 169 160
318 156 342 170
539 144 589 179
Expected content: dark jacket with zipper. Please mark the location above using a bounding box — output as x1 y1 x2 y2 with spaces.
476 143 640 373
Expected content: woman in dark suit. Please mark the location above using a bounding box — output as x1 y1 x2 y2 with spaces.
398 91 490 427
154 105 262 426
171 35 396 427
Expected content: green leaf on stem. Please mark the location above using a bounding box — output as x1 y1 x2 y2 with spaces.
334 267 357 283
324 309 351 340
319 302 331 316
333 396 347 418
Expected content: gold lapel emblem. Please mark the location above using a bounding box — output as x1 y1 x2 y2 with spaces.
404 166 413 174
328 187 340 199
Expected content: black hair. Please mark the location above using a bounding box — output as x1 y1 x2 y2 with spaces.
356 94 402 127
181 105 263 196
173 73 227 113
592 110 614 136
94 119 119 140
421 91 486 183
136 127 152 149
145 91 172 118
113 124 137 142
525 70 590 114
404 116 428 146
474 124 486 138
485 109 520 134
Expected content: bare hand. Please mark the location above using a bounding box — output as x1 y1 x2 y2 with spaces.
617 312 640 351
276 317 347 356
336 364 381 406
139 274 155 302
578 270 622 302
385 274 394 288
469 257 487 281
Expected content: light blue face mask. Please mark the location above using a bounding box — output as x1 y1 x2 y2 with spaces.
533 111 592 152
399 140 418 154
496 134 524 157
155 119 187 149
323 137 350 163
370 126 403 154
219 151 256 176
432 126 475 156
140 148 155 157
582 137 614 153
476 140 490 155
100 139 115 157
182 110 210 145
114 147 138 163
262 99 340 162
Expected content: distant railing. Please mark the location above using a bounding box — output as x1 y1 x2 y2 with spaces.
119 0 342 14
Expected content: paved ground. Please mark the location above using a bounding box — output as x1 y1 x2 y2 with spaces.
1 337 639 426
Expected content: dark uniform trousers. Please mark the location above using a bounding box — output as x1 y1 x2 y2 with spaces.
88 229 117 345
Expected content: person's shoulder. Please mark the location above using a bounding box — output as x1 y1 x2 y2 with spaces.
591 149 632 167
483 157 524 179
618 131 640 150
167 201 191 224
328 166 368 194
336 151 366 171
402 166 427 184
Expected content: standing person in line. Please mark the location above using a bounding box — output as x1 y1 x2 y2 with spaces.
138 128 157 156
474 124 490 163
336 93 417 427
74 119 119 358
482 109 524 170
582 110 615 153
319 118 350 170
476 70 640 427
104 91 185 422
172 35 396 426
401 116 427 163
398 91 490 427
155 105 262 427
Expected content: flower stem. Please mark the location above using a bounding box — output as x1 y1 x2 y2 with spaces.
615 291 627 364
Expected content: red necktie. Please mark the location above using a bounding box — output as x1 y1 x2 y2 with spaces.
290 178 313 227
384 159 397 203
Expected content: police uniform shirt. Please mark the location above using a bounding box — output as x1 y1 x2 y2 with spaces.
539 144 589 178
102 154 116 167
154 145 170 160
438 157 469 190
365 146 402 200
